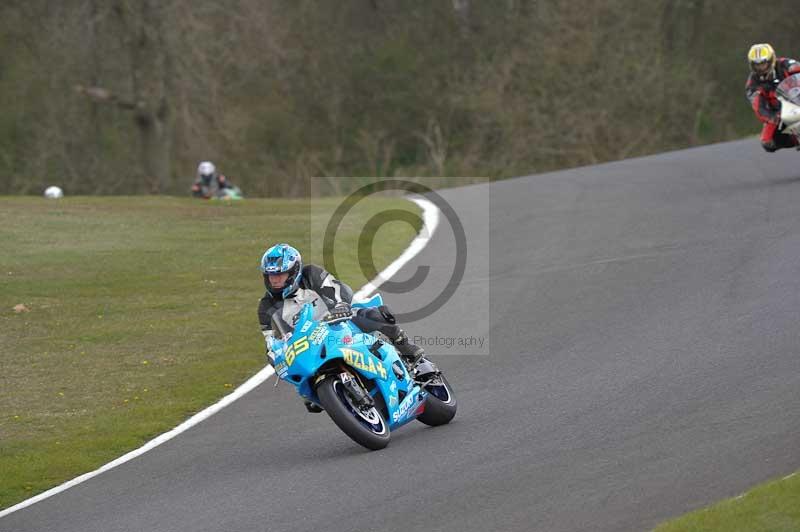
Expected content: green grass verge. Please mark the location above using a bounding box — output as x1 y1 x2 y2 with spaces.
655 472 800 531
0 195 421 510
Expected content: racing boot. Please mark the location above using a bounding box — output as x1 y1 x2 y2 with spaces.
304 400 323 413
390 330 424 367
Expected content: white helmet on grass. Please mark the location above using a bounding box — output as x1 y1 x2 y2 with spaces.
44 186 64 199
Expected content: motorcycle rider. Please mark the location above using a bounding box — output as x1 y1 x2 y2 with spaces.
257 243 424 410
191 161 231 198
745 43 800 152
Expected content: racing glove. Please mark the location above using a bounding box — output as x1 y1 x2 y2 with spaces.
264 330 277 366
325 302 352 323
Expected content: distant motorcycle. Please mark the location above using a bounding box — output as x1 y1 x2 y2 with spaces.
777 73 800 144
192 183 244 200
270 294 457 450
212 185 244 201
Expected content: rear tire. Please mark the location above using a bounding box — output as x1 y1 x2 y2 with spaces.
417 374 457 426
316 375 391 450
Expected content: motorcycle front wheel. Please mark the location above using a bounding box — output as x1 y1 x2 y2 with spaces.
316 375 391 450
417 374 457 427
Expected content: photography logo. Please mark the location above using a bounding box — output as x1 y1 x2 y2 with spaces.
321 179 467 323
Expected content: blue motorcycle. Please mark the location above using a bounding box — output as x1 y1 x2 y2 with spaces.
270 294 457 450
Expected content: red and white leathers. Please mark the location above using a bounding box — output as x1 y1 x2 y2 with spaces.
745 57 800 151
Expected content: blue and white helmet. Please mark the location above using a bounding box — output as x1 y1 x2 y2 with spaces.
259 243 302 299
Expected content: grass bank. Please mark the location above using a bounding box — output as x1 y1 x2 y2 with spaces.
655 472 800 531
0 196 421 509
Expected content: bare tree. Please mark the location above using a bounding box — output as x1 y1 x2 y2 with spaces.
75 0 175 192
4 0 798 196
452 0 470 34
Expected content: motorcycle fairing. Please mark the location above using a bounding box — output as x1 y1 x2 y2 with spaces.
271 299 427 430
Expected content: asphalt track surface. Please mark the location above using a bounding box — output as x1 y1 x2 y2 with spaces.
4 139 800 532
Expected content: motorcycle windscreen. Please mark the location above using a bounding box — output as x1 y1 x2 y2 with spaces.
777 73 800 105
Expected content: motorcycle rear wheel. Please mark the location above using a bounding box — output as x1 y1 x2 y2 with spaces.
317 375 391 450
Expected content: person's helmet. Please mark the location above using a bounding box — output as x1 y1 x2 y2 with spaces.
259 243 303 298
197 161 216 183
748 43 777 81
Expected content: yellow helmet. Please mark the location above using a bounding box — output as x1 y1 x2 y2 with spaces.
748 43 776 80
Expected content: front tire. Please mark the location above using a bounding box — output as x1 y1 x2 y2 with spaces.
316 375 391 450
417 374 457 426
